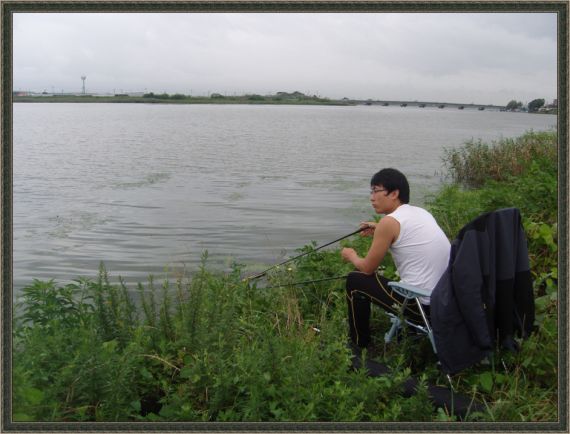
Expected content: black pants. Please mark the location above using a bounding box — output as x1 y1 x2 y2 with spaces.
345 271 430 348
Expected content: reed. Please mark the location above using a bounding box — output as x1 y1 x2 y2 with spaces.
442 130 557 189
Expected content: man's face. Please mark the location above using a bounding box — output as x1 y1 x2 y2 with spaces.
370 185 398 214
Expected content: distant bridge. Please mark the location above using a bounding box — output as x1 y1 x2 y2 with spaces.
352 99 505 111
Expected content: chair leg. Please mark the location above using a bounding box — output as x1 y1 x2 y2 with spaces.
384 298 408 348
415 298 437 354
446 374 455 392
384 315 402 345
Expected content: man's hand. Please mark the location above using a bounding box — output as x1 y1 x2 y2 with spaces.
341 247 358 263
359 221 376 237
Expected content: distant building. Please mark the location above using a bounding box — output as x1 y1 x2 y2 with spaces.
541 99 558 113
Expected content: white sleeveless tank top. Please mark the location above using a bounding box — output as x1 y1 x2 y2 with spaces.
387 204 450 304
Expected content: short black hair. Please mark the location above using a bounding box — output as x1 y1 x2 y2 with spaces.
370 168 410 204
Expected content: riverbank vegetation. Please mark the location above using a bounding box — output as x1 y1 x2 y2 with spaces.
12 130 558 423
13 91 350 106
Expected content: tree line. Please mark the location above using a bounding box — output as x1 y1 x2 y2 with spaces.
506 98 552 112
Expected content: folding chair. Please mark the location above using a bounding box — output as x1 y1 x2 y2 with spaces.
383 281 436 355
383 281 458 390
382 208 534 376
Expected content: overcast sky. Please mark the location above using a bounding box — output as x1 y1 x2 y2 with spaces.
13 12 557 105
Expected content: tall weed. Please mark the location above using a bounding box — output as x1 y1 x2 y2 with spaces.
442 130 557 189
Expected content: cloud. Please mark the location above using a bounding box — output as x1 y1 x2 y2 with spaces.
13 12 557 104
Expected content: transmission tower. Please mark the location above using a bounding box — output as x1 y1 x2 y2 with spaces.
81 76 86 95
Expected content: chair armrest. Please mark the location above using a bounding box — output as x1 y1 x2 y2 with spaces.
388 281 431 299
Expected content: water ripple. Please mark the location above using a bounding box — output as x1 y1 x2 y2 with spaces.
12 103 556 294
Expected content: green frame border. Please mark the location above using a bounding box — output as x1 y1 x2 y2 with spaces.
1 1 567 431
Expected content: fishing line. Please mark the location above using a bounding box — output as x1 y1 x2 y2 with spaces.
242 226 368 282
261 274 350 290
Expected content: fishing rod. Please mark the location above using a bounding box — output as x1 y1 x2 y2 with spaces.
261 274 350 290
243 225 369 282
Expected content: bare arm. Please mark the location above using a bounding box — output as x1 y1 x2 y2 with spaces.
341 216 400 275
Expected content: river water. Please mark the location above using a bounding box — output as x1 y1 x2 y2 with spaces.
12 103 556 296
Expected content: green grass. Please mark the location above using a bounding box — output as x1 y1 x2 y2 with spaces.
12 130 559 422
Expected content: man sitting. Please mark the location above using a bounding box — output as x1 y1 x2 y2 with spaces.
341 168 450 350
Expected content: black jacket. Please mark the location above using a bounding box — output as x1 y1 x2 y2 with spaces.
430 208 535 375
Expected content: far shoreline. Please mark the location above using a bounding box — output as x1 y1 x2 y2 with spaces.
12 94 520 111
13 94 352 106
